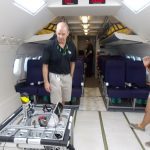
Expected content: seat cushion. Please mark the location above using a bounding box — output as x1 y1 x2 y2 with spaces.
15 84 37 95
107 87 132 98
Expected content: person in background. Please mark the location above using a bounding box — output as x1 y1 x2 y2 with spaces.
42 21 76 105
85 40 94 77
130 56 150 146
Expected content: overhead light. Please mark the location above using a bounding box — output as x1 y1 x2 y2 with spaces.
84 30 88 35
84 31 88 33
82 24 90 29
13 0 47 16
81 16 89 24
84 29 89 33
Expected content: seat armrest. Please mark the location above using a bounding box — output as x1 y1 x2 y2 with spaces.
81 82 84 87
17 79 26 83
125 82 132 87
105 82 109 86
15 81 27 88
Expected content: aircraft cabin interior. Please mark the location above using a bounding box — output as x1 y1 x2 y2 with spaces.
0 0 150 149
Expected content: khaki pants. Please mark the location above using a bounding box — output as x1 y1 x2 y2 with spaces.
49 72 72 104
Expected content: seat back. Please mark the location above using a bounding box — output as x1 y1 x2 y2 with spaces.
26 59 43 85
125 60 146 87
105 59 125 87
72 60 84 87
98 55 110 76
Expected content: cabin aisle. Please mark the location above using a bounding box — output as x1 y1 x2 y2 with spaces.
79 76 106 111
79 88 106 111
74 77 150 150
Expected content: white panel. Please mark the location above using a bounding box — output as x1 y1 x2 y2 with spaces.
48 0 121 16
0 45 19 100
0 0 55 40
0 45 21 123
123 0 150 14
115 0 150 41
14 0 47 15
101 112 143 150
0 93 21 124
74 111 104 150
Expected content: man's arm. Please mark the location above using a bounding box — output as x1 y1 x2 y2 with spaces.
42 64 51 92
70 62 75 77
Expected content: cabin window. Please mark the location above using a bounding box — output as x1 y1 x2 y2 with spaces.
135 56 142 61
126 55 130 59
123 0 150 14
131 56 136 61
13 0 47 16
24 57 31 72
38 56 42 60
13 58 23 76
32 57 38 60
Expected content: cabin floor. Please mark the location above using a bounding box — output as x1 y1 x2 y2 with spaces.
74 76 150 150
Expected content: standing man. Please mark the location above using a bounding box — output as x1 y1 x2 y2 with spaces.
42 22 76 104
85 40 94 77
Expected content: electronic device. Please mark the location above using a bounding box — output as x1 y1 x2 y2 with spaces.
62 0 78 5
54 133 62 139
89 0 105 4
53 102 63 118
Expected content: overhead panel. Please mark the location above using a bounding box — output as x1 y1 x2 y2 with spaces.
24 33 54 44
48 0 121 16
100 32 147 46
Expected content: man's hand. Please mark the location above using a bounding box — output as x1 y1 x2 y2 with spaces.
44 82 51 93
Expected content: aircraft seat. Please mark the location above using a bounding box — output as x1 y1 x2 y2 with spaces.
105 59 132 109
15 59 43 93
15 59 49 103
71 59 84 104
125 60 149 103
105 59 125 87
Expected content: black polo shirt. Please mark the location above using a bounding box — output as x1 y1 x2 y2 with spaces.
42 38 76 74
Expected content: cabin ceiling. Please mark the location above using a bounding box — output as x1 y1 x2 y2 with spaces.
35 16 119 37
63 16 119 36
47 0 121 36
1 0 150 43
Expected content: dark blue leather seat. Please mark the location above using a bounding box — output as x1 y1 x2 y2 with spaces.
105 59 132 98
71 59 84 99
15 59 49 100
15 59 41 95
125 60 149 99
